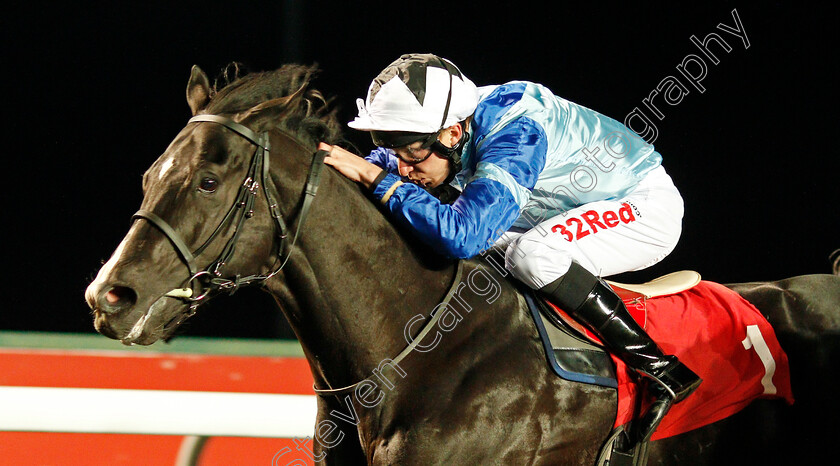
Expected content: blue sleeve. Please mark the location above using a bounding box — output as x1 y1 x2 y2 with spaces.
472 117 547 195
373 174 520 258
364 147 400 175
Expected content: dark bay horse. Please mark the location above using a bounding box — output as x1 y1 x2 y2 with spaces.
85 65 839 465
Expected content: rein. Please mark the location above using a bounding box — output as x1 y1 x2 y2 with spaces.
133 114 327 308
313 260 464 397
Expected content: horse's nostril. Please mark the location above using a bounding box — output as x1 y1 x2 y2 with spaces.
105 289 122 304
102 286 137 312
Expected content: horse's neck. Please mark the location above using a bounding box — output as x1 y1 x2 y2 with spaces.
267 155 456 388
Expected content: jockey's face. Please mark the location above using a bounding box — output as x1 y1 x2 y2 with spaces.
394 124 462 189
395 142 451 188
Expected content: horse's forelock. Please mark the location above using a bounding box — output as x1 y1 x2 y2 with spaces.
204 63 343 147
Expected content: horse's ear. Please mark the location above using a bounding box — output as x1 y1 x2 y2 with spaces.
239 84 307 128
186 65 212 116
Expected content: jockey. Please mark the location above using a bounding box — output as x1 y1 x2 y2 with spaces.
321 53 701 442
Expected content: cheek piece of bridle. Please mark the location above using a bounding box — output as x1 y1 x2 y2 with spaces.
132 114 327 312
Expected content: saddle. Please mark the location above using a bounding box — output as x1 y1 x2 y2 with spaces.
526 268 793 464
524 271 701 388
524 270 702 465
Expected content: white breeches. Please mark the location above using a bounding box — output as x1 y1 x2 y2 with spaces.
499 166 684 289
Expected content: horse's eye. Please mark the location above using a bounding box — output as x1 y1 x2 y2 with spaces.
198 177 218 193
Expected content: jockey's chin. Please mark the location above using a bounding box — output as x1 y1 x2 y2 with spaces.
419 165 451 189
411 176 445 189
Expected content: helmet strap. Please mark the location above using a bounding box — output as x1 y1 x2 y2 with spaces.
429 121 470 167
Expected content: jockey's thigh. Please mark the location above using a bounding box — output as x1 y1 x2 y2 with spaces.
503 166 684 289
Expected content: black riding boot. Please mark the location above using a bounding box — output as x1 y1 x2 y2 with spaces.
539 262 702 443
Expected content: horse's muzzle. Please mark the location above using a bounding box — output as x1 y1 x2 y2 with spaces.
86 280 177 345
87 282 136 340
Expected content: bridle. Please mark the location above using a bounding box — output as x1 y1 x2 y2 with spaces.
133 114 327 310
132 112 465 400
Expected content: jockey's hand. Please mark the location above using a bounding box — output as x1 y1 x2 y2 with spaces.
320 143 383 189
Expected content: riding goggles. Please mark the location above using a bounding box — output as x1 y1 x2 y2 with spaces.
372 130 441 164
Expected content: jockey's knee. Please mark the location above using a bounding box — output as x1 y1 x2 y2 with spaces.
504 236 573 290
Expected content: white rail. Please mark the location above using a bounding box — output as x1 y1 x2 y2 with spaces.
0 386 317 438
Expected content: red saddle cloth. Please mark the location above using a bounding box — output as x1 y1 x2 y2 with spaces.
549 280 795 441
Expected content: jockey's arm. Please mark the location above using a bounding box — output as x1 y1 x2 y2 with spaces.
325 118 548 259
372 174 521 258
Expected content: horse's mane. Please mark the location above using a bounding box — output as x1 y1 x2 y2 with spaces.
205 62 344 147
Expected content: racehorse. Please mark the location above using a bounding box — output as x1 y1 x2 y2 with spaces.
85 64 839 465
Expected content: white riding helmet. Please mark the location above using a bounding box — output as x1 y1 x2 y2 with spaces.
348 53 479 135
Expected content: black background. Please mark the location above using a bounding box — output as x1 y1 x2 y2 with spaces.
3 2 837 339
